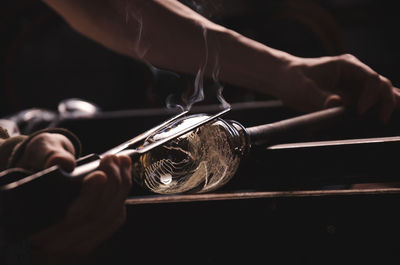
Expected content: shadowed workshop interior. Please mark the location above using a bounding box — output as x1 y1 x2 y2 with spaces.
2 0 400 264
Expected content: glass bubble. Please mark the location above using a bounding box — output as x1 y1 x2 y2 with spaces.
133 114 245 194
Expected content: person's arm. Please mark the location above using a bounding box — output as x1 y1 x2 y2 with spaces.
42 0 400 121
42 0 289 98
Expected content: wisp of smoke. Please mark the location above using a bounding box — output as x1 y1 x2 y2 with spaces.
126 0 230 111
124 1 149 59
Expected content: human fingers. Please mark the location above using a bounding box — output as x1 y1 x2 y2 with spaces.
393 87 400 108
98 155 132 201
43 134 76 171
66 170 107 221
324 94 343 109
29 156 132 255
69 155 131 232
335 55 399 121
338 54 376 80
28 171 107 252
18 133 76 171
97 155 132 222
118 155 133 195
103 155 132 224
59 170 120 254
286 73 337 112
356 72 382 115
44 151 76 172
70 156 132 252
356 73 396 123
97 155 122 203
377 77 397 123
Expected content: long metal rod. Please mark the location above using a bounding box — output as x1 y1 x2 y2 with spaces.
246 106 347 146
125 188 400 205
67 107 231 177
119 107 231 156
268 136 400 150
102 110 189 156
3 108 231 184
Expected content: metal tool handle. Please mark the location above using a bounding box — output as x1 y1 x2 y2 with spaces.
246 107 347 146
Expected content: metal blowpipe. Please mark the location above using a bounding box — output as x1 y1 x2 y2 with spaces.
0 106 347 240
0 107 232 240
132 106 347 194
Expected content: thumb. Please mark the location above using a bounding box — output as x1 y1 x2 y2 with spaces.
45 152 76 172
324 94 344 109
296 77 339 112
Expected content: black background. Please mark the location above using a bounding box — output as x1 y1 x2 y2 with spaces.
2 0 399 116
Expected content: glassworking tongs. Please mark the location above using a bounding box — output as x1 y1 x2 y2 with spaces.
0 107 231 240
66 107 230 178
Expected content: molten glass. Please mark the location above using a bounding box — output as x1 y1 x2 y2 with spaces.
133 114 248 194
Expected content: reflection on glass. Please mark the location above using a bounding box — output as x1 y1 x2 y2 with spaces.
133 115 245 194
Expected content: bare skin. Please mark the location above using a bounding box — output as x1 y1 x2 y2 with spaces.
16 133 77 172
13 0 400 261
42 0 400 122
15 133 132 265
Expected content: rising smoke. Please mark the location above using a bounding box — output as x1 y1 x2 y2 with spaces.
125 0 229 111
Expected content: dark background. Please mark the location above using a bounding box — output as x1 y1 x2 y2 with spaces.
1 0 399 116
2 1 400 264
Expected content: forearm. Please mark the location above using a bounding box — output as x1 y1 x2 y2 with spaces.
42 0 294 98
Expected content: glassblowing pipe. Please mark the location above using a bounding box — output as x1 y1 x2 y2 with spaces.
0 106 347 239
0 108 231 240
245 106 347 147
133 106 347 194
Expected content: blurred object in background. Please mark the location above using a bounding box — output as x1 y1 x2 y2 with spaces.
57 98 101 118
3 98 100 134
5 108 57 135
0 119 20 136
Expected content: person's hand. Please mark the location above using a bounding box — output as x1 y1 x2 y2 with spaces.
277 54 400 122
14 133 133 264
28 154 133 265
16 132 76 172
